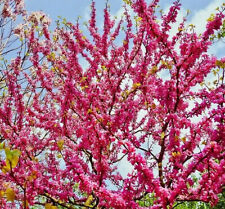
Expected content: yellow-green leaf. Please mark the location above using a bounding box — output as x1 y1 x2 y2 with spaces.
57 140 64 151
5 187 15 202
87 109 93 114
207 14 215 22
5 148 21 161
2 163 10 174
4 148 21 170
80 77 87 82
123 0 132 5
181 137 186 142
0 142 5 150
160 132 165 139
132 83 141 89
84 195 93 207
45 203 57 209
0 190 4 198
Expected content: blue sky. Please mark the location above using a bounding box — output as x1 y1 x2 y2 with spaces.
25 0 212 22
24 0 224 58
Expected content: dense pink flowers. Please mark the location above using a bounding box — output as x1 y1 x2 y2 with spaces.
0 0 225 208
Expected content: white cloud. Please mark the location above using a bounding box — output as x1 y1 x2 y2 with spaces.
189 0 224 34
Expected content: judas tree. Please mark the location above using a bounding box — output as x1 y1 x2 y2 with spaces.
0 0 224 208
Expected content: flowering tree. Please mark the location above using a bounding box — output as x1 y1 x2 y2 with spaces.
0 0 26 103
0 0 225 208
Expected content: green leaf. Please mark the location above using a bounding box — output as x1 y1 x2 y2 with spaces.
0 142 5 150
